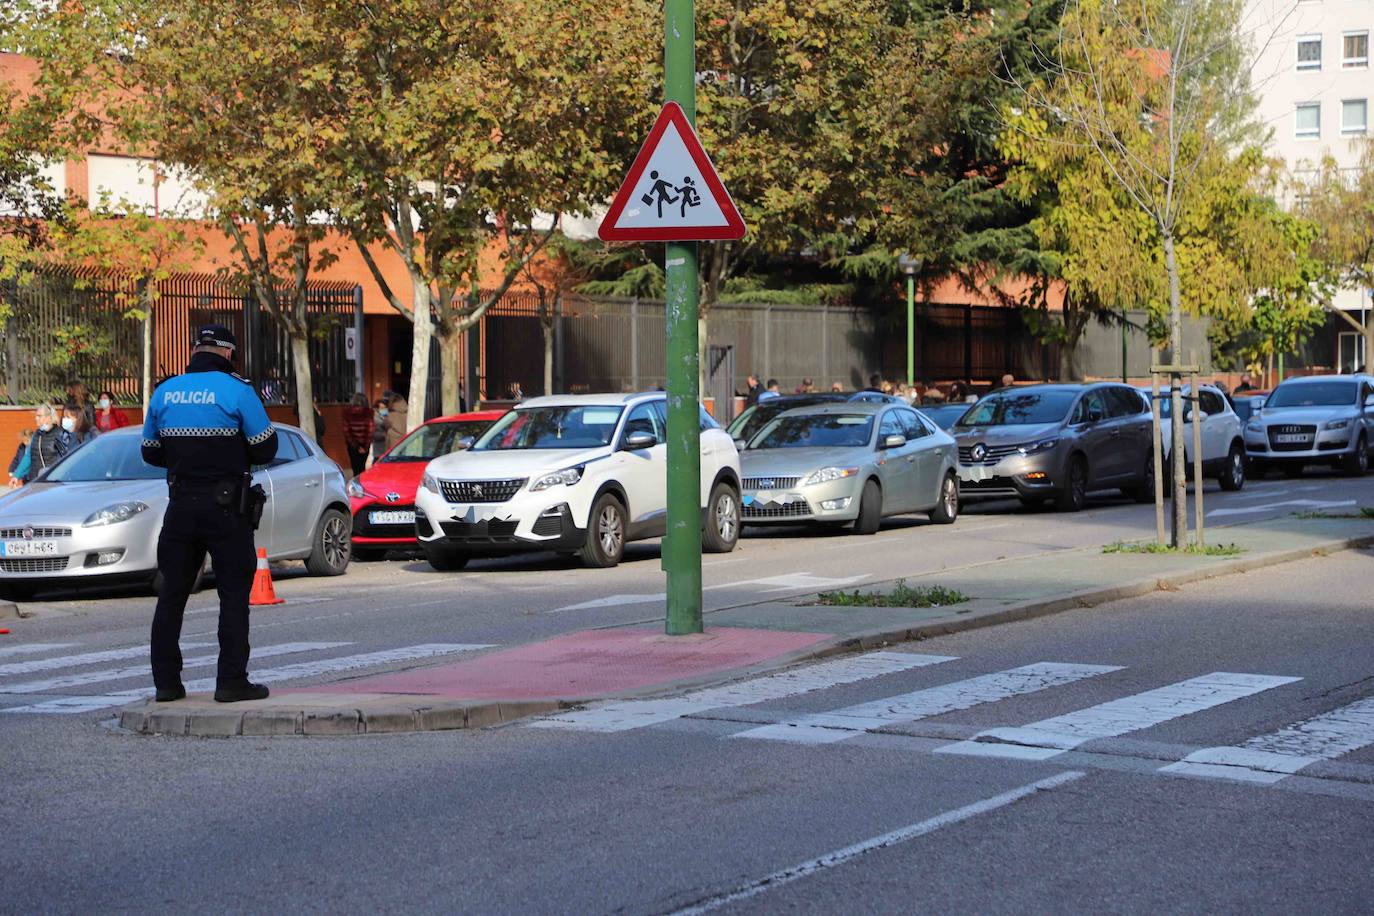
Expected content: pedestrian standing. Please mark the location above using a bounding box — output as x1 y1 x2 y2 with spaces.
94 390 130 432
370 399 389 463
758 378 781 402
66 380 96 430
384 391 409 449
64 404 99 446
1234 372 1256 394
830 381 845 393
744 373 762 406
24 405 73 482
341 393 374 478
1000 373 1015 390
142 324 278 704
8 429 32 487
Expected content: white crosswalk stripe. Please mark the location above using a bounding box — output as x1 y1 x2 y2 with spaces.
1162 696 1374 784
529 652 957 733
0 643 494 715
734 662 1124 745
0 643 211 677
0 643 77 660
937 672 1302 761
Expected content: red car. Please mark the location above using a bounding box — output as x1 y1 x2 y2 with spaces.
348 410 505 559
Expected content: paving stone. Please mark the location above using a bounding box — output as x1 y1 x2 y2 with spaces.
241 711 303 737
187 712 245 737
301 710 361 736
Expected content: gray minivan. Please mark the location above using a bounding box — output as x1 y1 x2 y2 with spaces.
953 383 1153 511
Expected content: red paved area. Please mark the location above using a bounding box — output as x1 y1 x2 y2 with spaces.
317 626 833 700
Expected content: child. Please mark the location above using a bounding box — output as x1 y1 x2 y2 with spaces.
8 428 32 487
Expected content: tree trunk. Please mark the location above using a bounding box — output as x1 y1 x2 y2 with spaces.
406 278 433 431
289 333 316 443
1162 230 1187 549
438 327 463 415
542 319 554 396
141 284 154 413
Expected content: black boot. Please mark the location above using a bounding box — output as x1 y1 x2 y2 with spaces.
214 681 270 703
154 684 186 702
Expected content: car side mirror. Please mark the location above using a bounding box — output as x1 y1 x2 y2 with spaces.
1365 394 1374 408
882 434 906 449
733 437 748 452
623 431 657 451
456 436 475 451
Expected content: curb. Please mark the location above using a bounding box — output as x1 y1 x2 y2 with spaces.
0 601 18 621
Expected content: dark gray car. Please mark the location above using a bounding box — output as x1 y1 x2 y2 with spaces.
953 383 1154 511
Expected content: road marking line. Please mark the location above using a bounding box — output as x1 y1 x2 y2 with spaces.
668 771 1087 915
0 643 77 660
937 672 1301 761
1208 499 1354 519
1162 696 1374 784
753 573 870 593
0 643 212 678
529 652 957 733
0 643 492 715
734 662 1123 745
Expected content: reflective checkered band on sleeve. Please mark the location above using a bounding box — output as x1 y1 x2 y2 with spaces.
246 426 275 445
160 427 240 437
142 438 162 448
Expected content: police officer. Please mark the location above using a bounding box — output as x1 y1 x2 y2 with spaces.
142 325 278 703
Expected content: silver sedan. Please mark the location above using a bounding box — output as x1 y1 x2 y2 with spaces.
0 425 352 600
739 403 960 534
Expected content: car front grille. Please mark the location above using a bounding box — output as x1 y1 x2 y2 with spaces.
0 527 72 539
958 444 1024 466
438 479 527 504
742 476 801 491
1267 425 1317 452
531 514 563 536
742 500 813 519
0 556 70 573
352 506 416 538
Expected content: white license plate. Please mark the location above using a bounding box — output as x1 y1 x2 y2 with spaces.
368 510 415 525
1275 434 1310 444
0 539 59 557
961 466 993 482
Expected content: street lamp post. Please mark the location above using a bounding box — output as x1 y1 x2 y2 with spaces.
898 254 922 385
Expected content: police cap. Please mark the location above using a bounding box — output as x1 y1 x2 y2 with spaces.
194 324 237 351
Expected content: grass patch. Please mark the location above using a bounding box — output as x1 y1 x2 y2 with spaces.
1103 541 1243 557
1293 507 1374 520
815 580 970 608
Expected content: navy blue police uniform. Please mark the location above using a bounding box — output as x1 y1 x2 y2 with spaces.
142 325 278 702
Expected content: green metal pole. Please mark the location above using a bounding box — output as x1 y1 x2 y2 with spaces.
663 0 702 635
906 275 915 385
1278 351 1284 384
1121 313 1128 383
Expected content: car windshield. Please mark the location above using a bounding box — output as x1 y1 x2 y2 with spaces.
727 396 840 441
47 435 165 482
474 405 624 450
750 413 875 449
919 405 968 430
956 391 1076 427
1266 382 1357 409
383 420 494 462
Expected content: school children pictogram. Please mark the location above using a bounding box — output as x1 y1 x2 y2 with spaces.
600 102 747 243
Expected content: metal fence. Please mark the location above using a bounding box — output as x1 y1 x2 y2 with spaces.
0 268 362 405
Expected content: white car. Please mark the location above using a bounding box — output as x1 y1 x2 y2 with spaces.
414 393 742 569
1135 384 1246 490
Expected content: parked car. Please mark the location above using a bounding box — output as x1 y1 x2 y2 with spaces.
1244 374 1374 477
0 424 351 600
727 392 902 444
1230 390 1271 425
414 393 742 569
739 402 959 533
1133 384 1246 490
915 403 969 432
953 383 1153 511
348 410 505 560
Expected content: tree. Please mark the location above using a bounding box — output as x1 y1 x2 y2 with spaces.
1304 142 1374 371
521 235 598 396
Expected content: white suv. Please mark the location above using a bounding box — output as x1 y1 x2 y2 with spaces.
414 393 742 569
1134 384 1247 490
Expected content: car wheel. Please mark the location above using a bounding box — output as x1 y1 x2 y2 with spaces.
1219 443 1246 491
929 474 959 525
1054 456 1087 512
1341 434 1369 477
852 480 883 535
580 493 626 568
702 483 740 553
304 508 351 576
351 547 387 562
1126 450 1155 503
423 542 470 571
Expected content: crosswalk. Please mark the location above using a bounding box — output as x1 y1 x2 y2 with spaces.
0 641 494 715
530 653 1374 792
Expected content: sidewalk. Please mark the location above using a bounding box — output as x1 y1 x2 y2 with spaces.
119 514 1374 738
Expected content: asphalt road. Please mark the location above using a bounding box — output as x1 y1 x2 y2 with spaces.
2 521 1371 912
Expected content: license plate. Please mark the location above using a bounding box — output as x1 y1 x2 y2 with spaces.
0 539 59 557
961 466 992 482
368 510 415 525
1275 434 1310 444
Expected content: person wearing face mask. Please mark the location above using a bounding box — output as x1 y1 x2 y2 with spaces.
94 390 130 432
65 380 96 430
383 390 408 450
63 404 99 447
23 404 74 482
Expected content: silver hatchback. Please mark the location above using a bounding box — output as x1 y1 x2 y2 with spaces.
0 425 352 600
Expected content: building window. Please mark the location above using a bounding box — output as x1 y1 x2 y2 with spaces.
1341 98 1368 135
1297 35 1322 70
1344 32 1369 68
1295 102 1321 139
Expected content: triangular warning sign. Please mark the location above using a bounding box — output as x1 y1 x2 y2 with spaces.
599 102 746 243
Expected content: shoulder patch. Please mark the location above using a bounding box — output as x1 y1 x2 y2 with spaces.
230 372 253 385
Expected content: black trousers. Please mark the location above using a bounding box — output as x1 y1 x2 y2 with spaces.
346 443 368 477
151 494 257 689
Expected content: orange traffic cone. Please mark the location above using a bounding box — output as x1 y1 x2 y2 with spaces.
249 547 285 606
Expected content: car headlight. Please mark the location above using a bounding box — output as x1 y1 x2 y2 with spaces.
83 501 150 527
1245 420 1262 433
1017 438 1059 456
421 473 440 494
803 467 859 486
346 479 367 499
1324 418 1350 431
530 467 583 491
